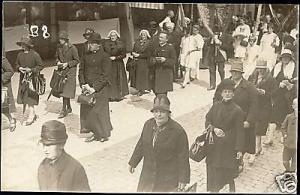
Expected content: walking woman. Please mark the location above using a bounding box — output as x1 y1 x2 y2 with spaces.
15 36 43 126
2 56 17 131
79 33 113 143
264 49 297 146
248 60 277 164
128 95 190 192
206 79 245 192
132 29 152 96
103 30 129 101
55 31 80 118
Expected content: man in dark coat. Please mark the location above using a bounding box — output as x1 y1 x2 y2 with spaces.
38 120 90 192
213 60 258 172
206 79 245 192
56 31 80 118
128 95 190 192
150 31 177 96
148 21 160 90
80 28 95 58
78 33 113 142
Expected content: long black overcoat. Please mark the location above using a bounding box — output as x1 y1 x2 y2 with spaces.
129 118 190 192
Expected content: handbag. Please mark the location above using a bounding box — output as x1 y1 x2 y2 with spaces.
77 93 96 107
189 132 209 162
50 69 68 94
35 73 46 95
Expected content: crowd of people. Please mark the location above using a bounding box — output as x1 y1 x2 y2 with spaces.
1 8 298 193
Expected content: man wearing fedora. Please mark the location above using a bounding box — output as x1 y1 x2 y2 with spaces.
128 94 190 192
248 60 278 164
55 31 80 119
78 32 113 142
15 36 44 126
214 59 258 172
38 120 90 192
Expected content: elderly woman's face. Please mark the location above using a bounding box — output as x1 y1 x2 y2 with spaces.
166 24 174 32
140 32 147 40
110 32 118 42
42 144 64 160
221 89 234 101
153 109 169 127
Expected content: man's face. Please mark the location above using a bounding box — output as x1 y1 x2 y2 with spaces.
231 70 243 81
59 39 66 45
257 68 266 75
43 144 64 160
90 43 100 51
166 25 173 33
268 27 274 34
158 33 168 45
221 89 234 101
192 27 199 35
153 109 169 127
282 56 291 64
168 11 174 18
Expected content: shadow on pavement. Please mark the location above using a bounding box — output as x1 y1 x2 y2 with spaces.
192 79 210 88
44 100 63 114
127 96 153 111
63 113 81 136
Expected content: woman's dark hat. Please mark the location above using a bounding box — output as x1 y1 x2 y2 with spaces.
40 120 68 145
16 36 34 47
219 78 235 91
83 28 95 38
151 94 171 113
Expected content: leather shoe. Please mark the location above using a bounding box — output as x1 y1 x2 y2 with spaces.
80 128 90 134
25 115 37 126
100 137 109 142
85 135 99 142
58 110 67 119
207 86 216 91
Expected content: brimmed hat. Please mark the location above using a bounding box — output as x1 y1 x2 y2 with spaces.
40 120 68 145
280 49 293 59
88 32 102 44
151 94 171 113
83 28 95 38
219 79 235 91
58 31 69 40
256 60 268 69
230 59 244 73
16 36 34 47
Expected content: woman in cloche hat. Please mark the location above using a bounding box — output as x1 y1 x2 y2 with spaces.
266 49 297 146
37 120 90 192
15 36 44 126
204 78 245 192
55 30 80 119
129 94 190 192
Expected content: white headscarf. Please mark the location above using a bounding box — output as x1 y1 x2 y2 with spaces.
139 29 151 39
107 30 120 39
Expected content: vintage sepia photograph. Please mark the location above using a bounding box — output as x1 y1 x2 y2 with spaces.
1 1 298 193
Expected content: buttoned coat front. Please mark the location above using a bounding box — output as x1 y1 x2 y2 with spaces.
55 43 80 99
214 78 258 154
129 118 190 192
150 44 177 94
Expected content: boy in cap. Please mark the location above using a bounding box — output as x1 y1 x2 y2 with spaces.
38 120 90 192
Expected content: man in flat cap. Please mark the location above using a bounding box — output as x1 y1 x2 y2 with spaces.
38 120 90 192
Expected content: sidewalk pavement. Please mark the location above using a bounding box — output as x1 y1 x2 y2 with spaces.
1 60 285 192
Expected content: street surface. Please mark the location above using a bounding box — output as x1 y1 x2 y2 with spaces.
1 59 285 193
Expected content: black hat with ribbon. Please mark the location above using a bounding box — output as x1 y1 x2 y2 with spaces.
219 78 235 91
151 94 171 113
40 120 68 145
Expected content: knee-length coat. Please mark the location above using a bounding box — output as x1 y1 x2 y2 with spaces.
103 39 129 99
38 150 90 192
150 43 177 94
16 49 43 106
132 39 151 91
214 78 258 154
2 57 16 112
205 100 245 192
55 43 80 99
78 48 113 138
129 118 190 192
248 70 278 136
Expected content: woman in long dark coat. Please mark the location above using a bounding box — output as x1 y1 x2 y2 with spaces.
56 31 80 119
103 30 129 101
264 49 297 145
78 33 113 142
2 56 16 131
206 79 245 192
248 60 278 164
128 95 190 192
132 29 152 96
15 36 43 126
